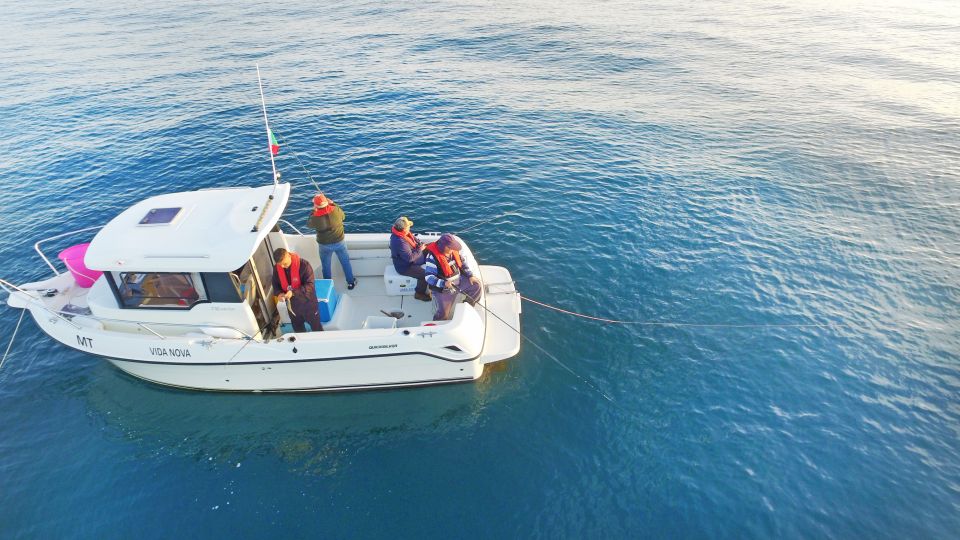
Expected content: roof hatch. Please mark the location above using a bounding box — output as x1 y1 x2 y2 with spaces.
138 207 182 226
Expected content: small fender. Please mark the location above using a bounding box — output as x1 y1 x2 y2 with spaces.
202 327 244 339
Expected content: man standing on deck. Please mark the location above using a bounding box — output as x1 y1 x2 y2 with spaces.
272 248 322 332
307 192 357 290
423 233 482 321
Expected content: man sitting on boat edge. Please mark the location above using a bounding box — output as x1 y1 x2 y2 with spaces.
423 233 482 321
389 215 431 302
272 248 323 332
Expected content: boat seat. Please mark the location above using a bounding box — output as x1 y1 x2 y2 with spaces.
383 265 417 296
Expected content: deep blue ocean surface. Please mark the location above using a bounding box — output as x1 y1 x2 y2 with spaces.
1 0 959 537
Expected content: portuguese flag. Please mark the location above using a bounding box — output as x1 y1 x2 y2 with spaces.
268 129 280 156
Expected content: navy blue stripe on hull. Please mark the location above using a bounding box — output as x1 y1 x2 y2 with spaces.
111 368 476 393
104 349 478 366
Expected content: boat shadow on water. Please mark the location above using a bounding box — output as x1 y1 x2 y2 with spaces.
80 360 519 475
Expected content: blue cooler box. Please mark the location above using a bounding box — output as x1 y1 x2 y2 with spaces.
315 279 340 323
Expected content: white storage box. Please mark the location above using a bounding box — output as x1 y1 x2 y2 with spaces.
383 265 417 296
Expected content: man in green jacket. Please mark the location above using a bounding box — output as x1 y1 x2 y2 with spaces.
307 192 357 290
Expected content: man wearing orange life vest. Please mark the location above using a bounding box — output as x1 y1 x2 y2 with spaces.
389 216 431 302
271 248 323 332
423 233 482 321
307 192 357 290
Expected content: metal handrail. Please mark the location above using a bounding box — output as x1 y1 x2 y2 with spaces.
34 225 104 276
0 278 256 341
73 309 256 340
0 278 81 330
277 219 304 235
136 323 166 339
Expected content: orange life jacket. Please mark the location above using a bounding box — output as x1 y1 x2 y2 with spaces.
391 227 418 248
275 253 302 291
425 242 462 278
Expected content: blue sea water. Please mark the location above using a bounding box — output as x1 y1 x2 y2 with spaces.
1 0 959 537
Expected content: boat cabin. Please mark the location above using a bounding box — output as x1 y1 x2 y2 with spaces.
83 184 292 338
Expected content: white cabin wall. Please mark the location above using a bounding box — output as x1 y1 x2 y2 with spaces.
280 233 321 274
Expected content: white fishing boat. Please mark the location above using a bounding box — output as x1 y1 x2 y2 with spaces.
1 181 522 391
0 69 521 392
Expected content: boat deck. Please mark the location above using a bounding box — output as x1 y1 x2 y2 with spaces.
319 274 437 332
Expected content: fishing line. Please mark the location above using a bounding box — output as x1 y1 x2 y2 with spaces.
224 315 286 366
242 89 328 196
0 310 26 371
519 295 834 328
457 211 520 234
245 87 375 204
270 124 518 235
271 130 324 194
261 125 373 209
250 92 517 234
452 284 615 403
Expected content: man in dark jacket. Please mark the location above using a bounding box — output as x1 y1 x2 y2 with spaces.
389 216 431 302
423 233 482 320
271 248 322 332
306 192 357 290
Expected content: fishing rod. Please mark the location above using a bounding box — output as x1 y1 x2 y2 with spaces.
255 64 280 186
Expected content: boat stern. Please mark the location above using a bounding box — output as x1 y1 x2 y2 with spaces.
478 265 521 364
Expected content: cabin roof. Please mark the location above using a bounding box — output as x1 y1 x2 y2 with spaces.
85 183 291 272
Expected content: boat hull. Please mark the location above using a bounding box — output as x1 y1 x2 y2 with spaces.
106 354 481 392
13 276 516 392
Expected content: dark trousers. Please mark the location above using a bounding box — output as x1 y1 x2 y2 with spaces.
399 264 429 295
290 298 323 332
432 278 482 321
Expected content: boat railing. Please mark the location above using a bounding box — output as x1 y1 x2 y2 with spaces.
85 314 256 341
0 277 86 330
277 219 304 235
34 225 105 276
0 278 256 341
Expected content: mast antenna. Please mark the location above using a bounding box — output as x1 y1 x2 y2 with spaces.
256 64 280 185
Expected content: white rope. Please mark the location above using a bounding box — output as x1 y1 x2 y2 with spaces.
0 309 26 371
520 295 834 328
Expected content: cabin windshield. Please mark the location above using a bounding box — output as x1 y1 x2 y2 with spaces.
114 271 207 309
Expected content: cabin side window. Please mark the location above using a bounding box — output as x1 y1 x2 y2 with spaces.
113 272 208 309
